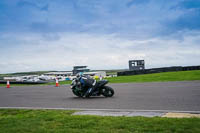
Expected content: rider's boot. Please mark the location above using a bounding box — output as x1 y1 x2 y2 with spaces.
84 88 93 98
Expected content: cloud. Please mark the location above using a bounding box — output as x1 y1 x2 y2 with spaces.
0 0 200 73
17 1 49 11
126 0 150 7
0 0 178 36
0 0 197 39
163 0 200 33
0 31 200 73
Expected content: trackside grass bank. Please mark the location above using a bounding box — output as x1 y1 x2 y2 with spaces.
45 70 200 84
0 70 200 86
45 80 71 85
106 70 200 83
0 109 200 133
0 80 72 87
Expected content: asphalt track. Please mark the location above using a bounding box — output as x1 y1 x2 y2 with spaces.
0 81 200 112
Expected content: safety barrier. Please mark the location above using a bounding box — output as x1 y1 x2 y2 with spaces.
117 66 200 76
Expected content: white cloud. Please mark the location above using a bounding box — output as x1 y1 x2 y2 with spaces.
0 32 200 73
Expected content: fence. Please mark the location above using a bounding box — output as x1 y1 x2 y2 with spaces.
117 66 200 76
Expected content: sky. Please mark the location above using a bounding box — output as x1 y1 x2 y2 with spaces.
0 0 200 73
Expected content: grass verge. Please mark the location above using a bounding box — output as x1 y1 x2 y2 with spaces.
0 70 200 86
45 80 71 85
106 70 200 83
0 81 72 87
0 109 200 133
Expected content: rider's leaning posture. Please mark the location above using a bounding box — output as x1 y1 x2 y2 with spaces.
76 73 97 97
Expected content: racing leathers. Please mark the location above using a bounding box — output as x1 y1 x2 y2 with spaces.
79 75 97 97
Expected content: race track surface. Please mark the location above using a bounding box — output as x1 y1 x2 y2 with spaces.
0 81 200 111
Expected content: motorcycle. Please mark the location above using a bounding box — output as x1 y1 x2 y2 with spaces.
70 77 114 98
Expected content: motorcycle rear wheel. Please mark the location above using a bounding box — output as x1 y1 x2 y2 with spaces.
101 86 114 97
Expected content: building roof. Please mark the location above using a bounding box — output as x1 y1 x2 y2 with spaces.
44 72 72 75
73 66 87 68
83 71 105 74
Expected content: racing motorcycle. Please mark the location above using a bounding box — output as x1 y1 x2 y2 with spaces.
70 77 114 98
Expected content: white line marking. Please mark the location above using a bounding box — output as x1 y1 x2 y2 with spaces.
0 107 200 113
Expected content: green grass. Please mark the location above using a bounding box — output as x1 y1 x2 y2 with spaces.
0 109 200 133
0 81 72 87
45 80 72 85
0 70 200 87
0 83 36 87
107 70 200 83
0 71 54 77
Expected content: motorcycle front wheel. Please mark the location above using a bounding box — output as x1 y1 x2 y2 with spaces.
72 89 83 97
101 86 114 97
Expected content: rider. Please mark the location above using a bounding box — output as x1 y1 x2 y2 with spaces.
76 72 97 97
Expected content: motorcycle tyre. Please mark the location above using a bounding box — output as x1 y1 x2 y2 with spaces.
72 90 83 97
101 86 114 97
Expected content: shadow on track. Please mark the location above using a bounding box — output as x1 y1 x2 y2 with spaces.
67 96 111 100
